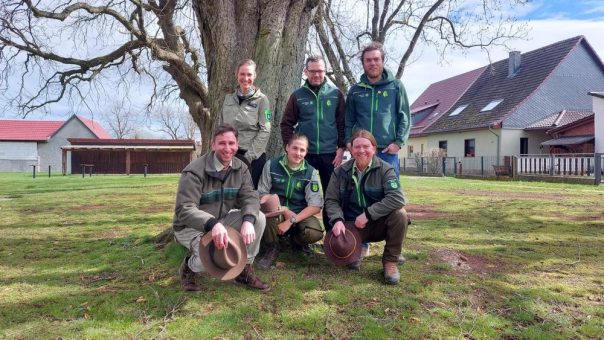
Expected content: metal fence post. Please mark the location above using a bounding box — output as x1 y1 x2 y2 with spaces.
48 165 51 178
549 154 554 176
442 157 446 176
31 165 36 178
144 164 148 178
595 153 602 185
481 156 484 176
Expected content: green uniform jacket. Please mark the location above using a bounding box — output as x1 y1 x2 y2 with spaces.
324 155 406 227
220 88 271 162
345 69 411 148
172 151 259 232
281 80 345 154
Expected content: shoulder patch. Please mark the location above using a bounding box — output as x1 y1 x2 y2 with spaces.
264 109 271 121
387 179 399 189
310 181 319 192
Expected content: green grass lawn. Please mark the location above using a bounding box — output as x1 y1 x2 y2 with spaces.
1 173 603 339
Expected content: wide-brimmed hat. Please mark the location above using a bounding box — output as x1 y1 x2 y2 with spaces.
260 194 286 218
323 221 362 266
199 225 247 280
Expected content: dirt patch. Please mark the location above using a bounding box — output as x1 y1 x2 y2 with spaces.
405 204 452 220
433 249 503 274
141 205 172 213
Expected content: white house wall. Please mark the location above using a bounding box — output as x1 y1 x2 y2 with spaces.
0 141 38 172
400 136 428 159
424 129 499 159
37 118 97 173
499 129 551 156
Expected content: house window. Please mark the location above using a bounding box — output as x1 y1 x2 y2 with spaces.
407 145 414 158
464 139 475 157
480 99 503 112
438 140 448 156
520 137 528 154
448 104 468 116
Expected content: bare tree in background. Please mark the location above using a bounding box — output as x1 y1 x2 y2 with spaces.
150 104 199 140
0 0 320 155
312 0 529 91
103 100 137 139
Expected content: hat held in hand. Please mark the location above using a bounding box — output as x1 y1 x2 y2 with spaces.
260 194 286 218
199 225 247 280
324 221 362 266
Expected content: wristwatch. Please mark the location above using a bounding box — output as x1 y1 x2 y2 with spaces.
290 216 297 224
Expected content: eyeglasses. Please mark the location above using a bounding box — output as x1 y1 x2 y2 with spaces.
306 69 326 74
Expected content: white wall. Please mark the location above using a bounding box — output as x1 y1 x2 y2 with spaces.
424 129 499 159
38 117 97 173
0 141 38 172
594 95 604 153
499 129 550 156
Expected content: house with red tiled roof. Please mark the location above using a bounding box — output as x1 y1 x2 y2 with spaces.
404 36 604 172
0 114 110 172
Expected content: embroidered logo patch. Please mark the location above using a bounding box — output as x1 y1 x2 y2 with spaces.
326 99 332 106
295 181 303 190
383 91 388 97
264 109 271 121
387 179 399 189
311 182 319 192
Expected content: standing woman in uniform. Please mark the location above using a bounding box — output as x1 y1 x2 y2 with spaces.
219 59 272 188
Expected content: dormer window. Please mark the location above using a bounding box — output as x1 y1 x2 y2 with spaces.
448 105 467 116
481 99 503 112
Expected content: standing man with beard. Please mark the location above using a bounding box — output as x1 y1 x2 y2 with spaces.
281 56 346 229
345 41 411 261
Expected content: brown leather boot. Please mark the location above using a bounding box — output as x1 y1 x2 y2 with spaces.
179 256 201 291
235 264 270 292
383 261 400 285
257 243 279 269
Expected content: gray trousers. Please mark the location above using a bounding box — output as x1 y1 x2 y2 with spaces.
174 210 266 273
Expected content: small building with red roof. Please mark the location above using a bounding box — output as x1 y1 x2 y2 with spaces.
0 114 110 172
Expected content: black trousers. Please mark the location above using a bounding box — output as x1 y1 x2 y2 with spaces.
236 151 266 189
305 152 336 229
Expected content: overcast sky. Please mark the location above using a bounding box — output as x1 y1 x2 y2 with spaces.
402 0 604 104
3 0 604 125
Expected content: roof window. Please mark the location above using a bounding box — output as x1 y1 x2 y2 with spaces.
480 99 503 112
448 105 467 116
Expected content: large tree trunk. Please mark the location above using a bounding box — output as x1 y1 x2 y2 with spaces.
195 0 318 155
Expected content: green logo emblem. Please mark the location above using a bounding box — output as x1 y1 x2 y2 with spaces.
383 91 388 97
387 179 399 189
311 182 319 192
264 109 271 121
296 181 303 189
326 99 332 106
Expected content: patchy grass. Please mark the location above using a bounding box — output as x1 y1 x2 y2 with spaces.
1 172 603 339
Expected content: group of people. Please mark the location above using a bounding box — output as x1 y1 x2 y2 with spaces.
172 41 411 293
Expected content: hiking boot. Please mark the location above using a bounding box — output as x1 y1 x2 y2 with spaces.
398 254 406 265
383 261 400 285
292 243 313 256
179 256 201 291
346 259 362 271
235 264 270 292
257 244 279 269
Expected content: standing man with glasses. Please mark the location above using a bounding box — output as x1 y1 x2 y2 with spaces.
281 56 346 230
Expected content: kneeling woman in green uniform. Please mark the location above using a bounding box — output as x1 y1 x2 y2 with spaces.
219 59 271 188
256 133 325 268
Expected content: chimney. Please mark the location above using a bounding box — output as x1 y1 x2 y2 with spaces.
508 51 521 77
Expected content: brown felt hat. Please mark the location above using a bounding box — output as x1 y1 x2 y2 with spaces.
260 194 286 218
323 221 363 266
199 225 247 281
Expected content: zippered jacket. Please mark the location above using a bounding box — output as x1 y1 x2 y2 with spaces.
281 80 345 154
220 88 271 162
345 69 411 148
324 155 406 226
172 151 259 232
257 155 323 214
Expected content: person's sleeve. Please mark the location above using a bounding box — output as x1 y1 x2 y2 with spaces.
336 90 346 148
257 160 273 196
344 89 356 145
280 94 298 147
395 80 411 147
366 167 406 220
173 172 216 232
247 95 272 161
304 169 324 207
238 166 260 224
324 168 344 226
